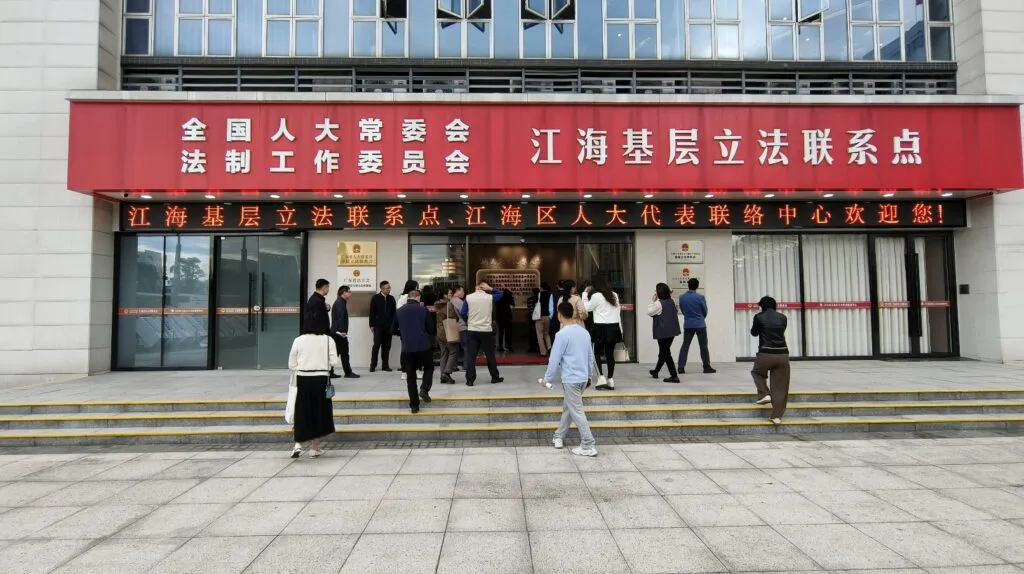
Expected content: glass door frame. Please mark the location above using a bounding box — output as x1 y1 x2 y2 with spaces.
732 230 959 361
867 231 960 359
112 230 307 371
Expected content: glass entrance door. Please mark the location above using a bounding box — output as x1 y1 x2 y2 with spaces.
215 235 303 369
874 235 954 356
577 240 636 362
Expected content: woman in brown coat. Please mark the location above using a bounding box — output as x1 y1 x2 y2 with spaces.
435 288 460 384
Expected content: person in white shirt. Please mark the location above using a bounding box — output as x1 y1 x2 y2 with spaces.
287 323 339 458
583 277 623 391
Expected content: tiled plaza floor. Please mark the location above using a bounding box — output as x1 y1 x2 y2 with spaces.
2 360 1024 404
0 435 1023 573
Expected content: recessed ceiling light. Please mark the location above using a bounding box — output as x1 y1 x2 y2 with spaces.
334 193 344 199
941 192 953 197
823 193 834 198
204 194 216 200
397 194 407 199
521 194 531 199
583 194 593 199
269 194 280 199
643 193 654 199
704 193 714 199
764 193 775 198
883 192 895 198
140 194 152 200
459 194 469 199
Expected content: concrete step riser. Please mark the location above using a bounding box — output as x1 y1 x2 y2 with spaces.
3 391 1024 414
6 405 1024 430
3 419 1022 447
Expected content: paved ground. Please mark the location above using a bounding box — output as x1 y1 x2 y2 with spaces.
0 436 1022 573
3 361 1024 403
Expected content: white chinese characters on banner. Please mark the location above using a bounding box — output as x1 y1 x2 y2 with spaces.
446 150 470 174
182 117 207 142
623 128 654 165
802 129 835 166
315 149 340 174
358 150 383 174
445 119 469 143
402 119 427 143
359 118 383 143
225 118 251 143
714 129 744 165
225 149 250 174
892 128 922 165
531 128 561 165
848 129 878 165
757 129 789 166
271 150 295 173
668 129 699 165
181 149 207 174
403 150 426 174
271 118 295 142
315 118 340 143
578 129 608 166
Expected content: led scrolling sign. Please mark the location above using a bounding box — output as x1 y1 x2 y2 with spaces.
121 201 965 232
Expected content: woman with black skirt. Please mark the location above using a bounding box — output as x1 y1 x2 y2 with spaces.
287 323 339 458
647 282 681 383
583 276 622 391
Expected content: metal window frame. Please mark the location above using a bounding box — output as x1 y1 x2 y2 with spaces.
767 0 824 62
122 0 155 57
924 0 954 62
520 20 577 59
262 0 324 58
350 0 411 58
685 0 738 60
603 0 661 59
174 0 237 57
435 17 495 58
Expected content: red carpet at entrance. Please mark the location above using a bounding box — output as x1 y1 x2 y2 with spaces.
484 355 548 366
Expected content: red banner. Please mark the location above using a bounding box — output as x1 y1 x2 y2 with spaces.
67 102 1024 192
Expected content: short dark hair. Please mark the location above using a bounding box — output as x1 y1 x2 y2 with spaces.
337 286 350 297
687 278 700 291
541 282 551 291
557 301 574 319
759 296 777 311
379 281 390 288
315 278 330 290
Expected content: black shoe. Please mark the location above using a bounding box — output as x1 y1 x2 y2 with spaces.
369 367 377 373
419 392 432 403
466 381 475 387
411 405 420 414
703 366 717 374
649 369 659 379
344 373 361 379
382 367 393 372
678 367 685 375
664 376 680 383
491 377 504 384
440 375 455 384
329 371 341 379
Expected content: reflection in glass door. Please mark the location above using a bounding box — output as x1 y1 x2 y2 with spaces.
875 235 953 356
577 241 637 362
215 235 303 369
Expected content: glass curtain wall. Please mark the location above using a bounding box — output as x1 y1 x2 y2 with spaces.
116 235 212 369
128 0 955 61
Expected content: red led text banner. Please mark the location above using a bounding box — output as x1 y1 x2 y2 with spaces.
68 102 1024 192
119 201 965 232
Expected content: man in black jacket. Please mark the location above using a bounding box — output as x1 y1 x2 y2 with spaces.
306 279 335 377
369 280 397 372
750 295 790 424
331 285 359 379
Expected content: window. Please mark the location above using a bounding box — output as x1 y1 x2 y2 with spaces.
124 0 153 55
927 0 953 61
521 0 576 59
768 0 823 60
686 0 736 59
605 0 658 59
264 0 322 57
352 0 409 57
176 0 234 56
846 0 905 61
437 0 492 58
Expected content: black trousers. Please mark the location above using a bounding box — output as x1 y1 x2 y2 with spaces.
678 328 711 370
403 349 434 408
331 333 353 375
594 340 617 378
370 327 392 370
497 318 512 350
464 331 499 384
654 337 678 377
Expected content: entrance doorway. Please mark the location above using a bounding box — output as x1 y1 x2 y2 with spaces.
409 233 636 364
215 235 303 369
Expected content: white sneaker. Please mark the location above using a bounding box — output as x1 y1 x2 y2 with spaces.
552 438 564 449
401 373 407 381
756 396 772 405
607 378 614 389
571 447 598 457
770 418 782 425
309 448 325 458
290 444 302 458
597 375 607 387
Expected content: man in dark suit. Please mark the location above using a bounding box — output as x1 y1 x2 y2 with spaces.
369 280 397 372
396 290 433 413
331 285 359 379
306 278 335 377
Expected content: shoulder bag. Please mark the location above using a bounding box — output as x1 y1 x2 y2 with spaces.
324 337 336 399
442 301 460 343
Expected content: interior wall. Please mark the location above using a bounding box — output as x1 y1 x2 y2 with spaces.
634 230 736 366
307 230 409 369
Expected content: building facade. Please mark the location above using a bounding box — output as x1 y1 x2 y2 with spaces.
2 0 1024 379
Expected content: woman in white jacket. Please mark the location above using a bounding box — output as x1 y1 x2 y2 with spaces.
583 277 622 391
288 322 339 458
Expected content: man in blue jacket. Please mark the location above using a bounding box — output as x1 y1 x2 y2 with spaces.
677 278 717 375
396 290 433 413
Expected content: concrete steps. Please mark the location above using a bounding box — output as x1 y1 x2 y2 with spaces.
0 389 1022 445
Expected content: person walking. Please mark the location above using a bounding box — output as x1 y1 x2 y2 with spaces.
677 278 717 375
750 295 791 424
450 286 467 370
369 280 397 372
540 301 598 457
647 282 681 383
460 281 505 386
495 285 515 352
535 282 552 356
396 280 420 381
287 321 339 458
396 290 433 413
330 285 359 379
548 280 564 341
527 288 540 354
305 279 335 379
435 288 460 384
583 277 622 391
